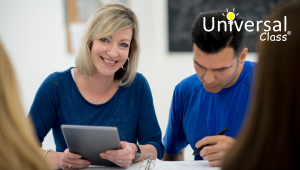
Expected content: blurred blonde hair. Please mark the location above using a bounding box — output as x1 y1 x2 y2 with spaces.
75 3 139 86
0 40 51 170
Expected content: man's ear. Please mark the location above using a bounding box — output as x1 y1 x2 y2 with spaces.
238 47 248 67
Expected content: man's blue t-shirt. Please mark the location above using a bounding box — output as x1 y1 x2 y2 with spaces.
29 68 165 159
163 61 256 160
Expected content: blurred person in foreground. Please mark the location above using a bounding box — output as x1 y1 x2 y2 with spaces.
223 1 300 169
0 40 51 170
28 3 164 169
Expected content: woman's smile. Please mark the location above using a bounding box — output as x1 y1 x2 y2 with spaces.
100 56 118 66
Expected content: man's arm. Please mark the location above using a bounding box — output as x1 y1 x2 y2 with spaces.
162 149 185 161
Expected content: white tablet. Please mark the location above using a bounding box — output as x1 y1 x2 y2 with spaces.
61 125 121 166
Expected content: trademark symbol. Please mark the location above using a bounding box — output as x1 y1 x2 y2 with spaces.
287 31 291 35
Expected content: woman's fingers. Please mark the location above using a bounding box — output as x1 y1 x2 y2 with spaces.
60 148 90 169
100 142 135 167
64 148 82 159
101 153 132 167
61 161 90 170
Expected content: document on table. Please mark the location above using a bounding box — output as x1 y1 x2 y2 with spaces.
81 159 221 170
154 159 221 170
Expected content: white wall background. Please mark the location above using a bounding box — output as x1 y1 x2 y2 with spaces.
0 0 257 161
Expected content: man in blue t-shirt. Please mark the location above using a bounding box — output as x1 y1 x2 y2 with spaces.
163 11 256 166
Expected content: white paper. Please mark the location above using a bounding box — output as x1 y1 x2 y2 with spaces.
153 159 221 170
81 159 221 170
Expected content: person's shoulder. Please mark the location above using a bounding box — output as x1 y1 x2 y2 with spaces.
241 61 257 88
174 74 202 99
134 72 146 80
54 67 73 78
131 72 149 85
42 67 73 85
122 72 150 92
176 74 202 91
246 61 257 72
243 61 257 76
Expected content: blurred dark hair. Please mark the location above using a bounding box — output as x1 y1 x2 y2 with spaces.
191 10 245 56
223 1 300 170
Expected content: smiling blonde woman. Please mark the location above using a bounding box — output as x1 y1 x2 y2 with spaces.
28 3 164 170
76 3 139 86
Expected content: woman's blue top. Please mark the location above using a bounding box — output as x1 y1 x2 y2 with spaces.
29 68 164 159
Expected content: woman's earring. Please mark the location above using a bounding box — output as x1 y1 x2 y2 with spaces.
122 58 129 70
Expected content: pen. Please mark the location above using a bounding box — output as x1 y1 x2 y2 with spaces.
192 127 228 155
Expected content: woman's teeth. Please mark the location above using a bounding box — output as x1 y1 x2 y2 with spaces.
103 58 116 64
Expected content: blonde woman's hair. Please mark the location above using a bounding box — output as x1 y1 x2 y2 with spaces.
0 40 51 170
75 3 139 86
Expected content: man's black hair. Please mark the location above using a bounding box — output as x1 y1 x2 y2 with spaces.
191 10 245 56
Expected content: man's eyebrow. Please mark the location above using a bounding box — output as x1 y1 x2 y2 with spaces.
213 65 232 70
194 60 232 70
194 60 206 69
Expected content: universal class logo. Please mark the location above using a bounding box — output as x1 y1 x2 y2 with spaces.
203 8 291 41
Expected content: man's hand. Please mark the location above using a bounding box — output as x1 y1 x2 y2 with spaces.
195 135 235 167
